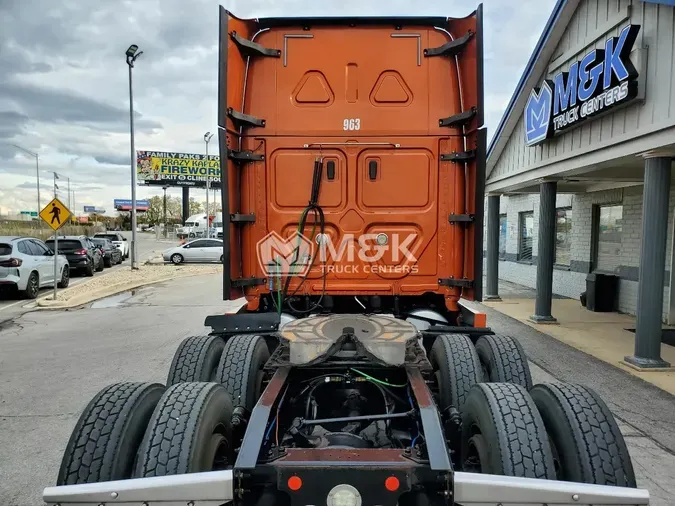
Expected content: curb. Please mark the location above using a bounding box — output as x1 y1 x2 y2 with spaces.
35 266 220 310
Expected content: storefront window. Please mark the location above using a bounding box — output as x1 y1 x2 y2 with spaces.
555 208 572 266
595 204 623 273
518 211 534 261
499 214 507 259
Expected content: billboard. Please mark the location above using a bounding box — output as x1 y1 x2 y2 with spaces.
136 151 221 188
114 199 150 211
84 206 106 214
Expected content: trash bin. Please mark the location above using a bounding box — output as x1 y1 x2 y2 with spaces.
585 272 618 312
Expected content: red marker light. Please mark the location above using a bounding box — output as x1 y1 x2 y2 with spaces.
288 475 303 491
385 476 400 492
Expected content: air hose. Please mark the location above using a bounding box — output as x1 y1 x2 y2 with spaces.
279 157 327 313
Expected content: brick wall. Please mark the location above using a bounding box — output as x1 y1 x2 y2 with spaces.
483 185 675 323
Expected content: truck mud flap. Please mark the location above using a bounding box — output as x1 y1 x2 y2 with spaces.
205 312 281 334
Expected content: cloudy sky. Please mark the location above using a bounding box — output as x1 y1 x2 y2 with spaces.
0 0 556 216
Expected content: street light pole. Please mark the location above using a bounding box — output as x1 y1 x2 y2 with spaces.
204 131 214 237
12 143 41 214
163 185 168 239
126 44 143 270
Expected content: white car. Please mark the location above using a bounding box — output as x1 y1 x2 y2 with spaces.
93 232 129 259
162 238 223 265
0 236 70 299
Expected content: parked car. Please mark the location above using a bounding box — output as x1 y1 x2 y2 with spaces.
91 238 122 267
162 238 223 265
0 236 70 299
45 236 103 276
93 232 129 259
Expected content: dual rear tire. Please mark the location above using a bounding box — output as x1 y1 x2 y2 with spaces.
429 333 636 487
57 333 270 485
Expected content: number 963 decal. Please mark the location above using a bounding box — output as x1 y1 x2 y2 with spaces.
343 118 361 131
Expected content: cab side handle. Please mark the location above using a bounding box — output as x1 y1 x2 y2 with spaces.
368 160 378 180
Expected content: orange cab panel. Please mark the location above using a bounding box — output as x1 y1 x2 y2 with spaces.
217 9 486 310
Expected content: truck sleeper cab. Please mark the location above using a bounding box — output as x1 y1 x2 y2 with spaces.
218 7 486 322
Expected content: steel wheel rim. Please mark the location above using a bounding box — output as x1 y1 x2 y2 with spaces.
464 432 488 473
29 275 38 295
202 426 230 471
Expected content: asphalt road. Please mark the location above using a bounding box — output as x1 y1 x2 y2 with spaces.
0 276 673 505
0 231 170 319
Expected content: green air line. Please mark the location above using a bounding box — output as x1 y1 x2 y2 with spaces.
350 368 408 388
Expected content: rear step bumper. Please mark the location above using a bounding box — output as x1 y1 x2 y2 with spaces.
43 470 649 506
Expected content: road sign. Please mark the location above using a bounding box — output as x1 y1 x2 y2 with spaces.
39 197 72 232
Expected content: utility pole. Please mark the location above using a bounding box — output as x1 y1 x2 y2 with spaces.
204 131 214 237
163 185 168 239
53 172 59 199
67 177 71 210
12 143 41 213
126 44 143 270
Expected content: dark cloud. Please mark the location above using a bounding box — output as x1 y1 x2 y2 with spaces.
15 181 38 190
94 155 129 166
1 82 162 132
0 111 29 139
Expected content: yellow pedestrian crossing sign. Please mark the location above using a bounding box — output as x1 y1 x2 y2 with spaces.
39 197 72 231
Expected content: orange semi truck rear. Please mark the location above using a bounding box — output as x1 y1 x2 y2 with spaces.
218 7 486 321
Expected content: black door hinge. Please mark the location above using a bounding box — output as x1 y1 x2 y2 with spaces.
230 31 281 58
448 214 475 224
228 150 265 163
439 107 477 128
231 277 266 288
424 31 474 58
227 108 266 129
230 213 256 223
441 150 476 163
439 278 474 288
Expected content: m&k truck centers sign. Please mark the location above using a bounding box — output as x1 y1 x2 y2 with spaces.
525 24 641 146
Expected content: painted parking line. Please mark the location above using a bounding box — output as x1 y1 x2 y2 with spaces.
0 299 27 313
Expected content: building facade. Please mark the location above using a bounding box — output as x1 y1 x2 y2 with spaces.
484 0 675 369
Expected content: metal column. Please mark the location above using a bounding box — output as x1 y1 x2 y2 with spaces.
182 187 190 224
530 181 557 324
625 156 672 369
485 195 501 300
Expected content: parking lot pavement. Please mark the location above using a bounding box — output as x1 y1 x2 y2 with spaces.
0 276 673 505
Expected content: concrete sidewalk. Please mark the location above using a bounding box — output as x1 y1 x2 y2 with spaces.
482 278 675 395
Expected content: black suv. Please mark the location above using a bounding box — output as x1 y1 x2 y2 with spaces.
45 235 103 276
91 237 122 267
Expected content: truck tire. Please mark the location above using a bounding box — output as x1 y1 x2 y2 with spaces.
166 335 225 385
429 334 483 411
215 335 270 412
461 382 556 479
475 334 532 389
134 382 234 477
530 383 637 487
57 382 165 485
